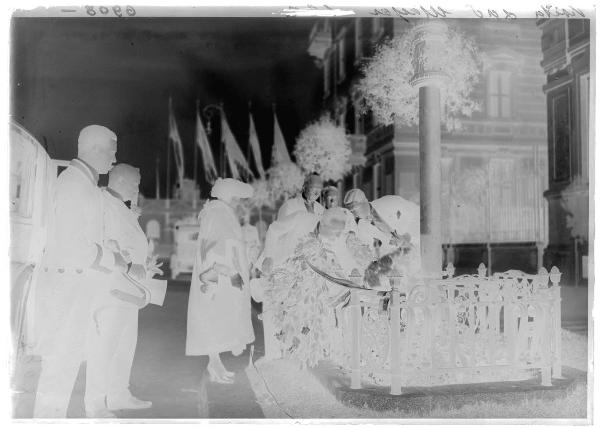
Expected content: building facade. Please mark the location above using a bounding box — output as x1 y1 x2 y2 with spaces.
537 18 590 285
310 18 551 275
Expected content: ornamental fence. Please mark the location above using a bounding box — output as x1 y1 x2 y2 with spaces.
340 264 562 395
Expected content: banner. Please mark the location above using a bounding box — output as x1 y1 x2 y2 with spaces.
168 97 185 186
195 107 218 184
249 112 266 179
271 108 292 166
221 111 254 180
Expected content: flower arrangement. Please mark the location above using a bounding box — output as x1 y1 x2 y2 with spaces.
266 235 344 368
293 115 352 182
356 24 481 131
267 161 304 202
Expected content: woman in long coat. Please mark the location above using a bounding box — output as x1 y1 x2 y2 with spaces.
186 178 255 383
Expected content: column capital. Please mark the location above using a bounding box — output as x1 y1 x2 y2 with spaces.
410 20 450 88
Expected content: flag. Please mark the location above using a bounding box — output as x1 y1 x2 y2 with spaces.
221 111 254 181
168 97 185 186
248 111 265 179
271 108 292 166
195 106 218 184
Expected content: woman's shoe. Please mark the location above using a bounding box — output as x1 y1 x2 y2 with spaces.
211 359 235 378
207 366 235 384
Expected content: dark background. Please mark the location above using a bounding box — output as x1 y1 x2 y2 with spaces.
10 17 323 197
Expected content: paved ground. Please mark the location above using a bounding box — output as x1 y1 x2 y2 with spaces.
10 270 589 419
12 280 266 419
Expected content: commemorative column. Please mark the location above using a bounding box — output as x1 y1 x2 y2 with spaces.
409 21 448 277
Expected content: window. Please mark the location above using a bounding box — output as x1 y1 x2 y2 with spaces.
487 71 511 118
580 73 589 181
372 18 383 39
362 165 373 200
337 103 346 128
568 19 590 46
344 174 354 192
323 55 331 98
355 18 363 62
353 95 364 134
346 103 355 134
352 170 360 189
384 157 395 195
337 28 346 82
10 139 36 218
552 91 571 182
373 162 380 199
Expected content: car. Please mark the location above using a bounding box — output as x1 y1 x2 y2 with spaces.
169 215 200 279
9 121 66 355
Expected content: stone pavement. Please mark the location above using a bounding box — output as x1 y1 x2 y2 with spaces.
11 280 265 419
10 267 590 419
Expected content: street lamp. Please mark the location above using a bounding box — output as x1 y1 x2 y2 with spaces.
202 103 224 178
202 103 224 136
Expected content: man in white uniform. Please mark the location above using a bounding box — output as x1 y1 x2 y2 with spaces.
32 125 126 418
85 164 154 414
276 172 324 220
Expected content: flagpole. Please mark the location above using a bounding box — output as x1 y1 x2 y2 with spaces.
247 100 252 183
166 98 171 209
193 99 199 209
272 102 276 167
219 102 225 178
155 157 160 199
166 136 171 208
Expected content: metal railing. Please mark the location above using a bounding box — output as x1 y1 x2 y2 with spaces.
341 264 562 395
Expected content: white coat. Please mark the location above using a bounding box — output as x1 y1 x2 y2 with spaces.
186 199 254 356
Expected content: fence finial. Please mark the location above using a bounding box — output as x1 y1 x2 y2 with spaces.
445 262 455 278
549 266 562 286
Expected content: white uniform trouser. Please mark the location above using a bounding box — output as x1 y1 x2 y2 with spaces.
34 353 85 418
85 303 139 410
32 271 100 418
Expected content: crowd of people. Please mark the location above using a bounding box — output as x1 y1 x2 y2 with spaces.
189 171 421 379
24 124 421 418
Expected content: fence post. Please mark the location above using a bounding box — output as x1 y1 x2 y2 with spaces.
390 275 402 395
349 289 361 389
550 266 562 378
505 299 517 369
540 299 552 386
